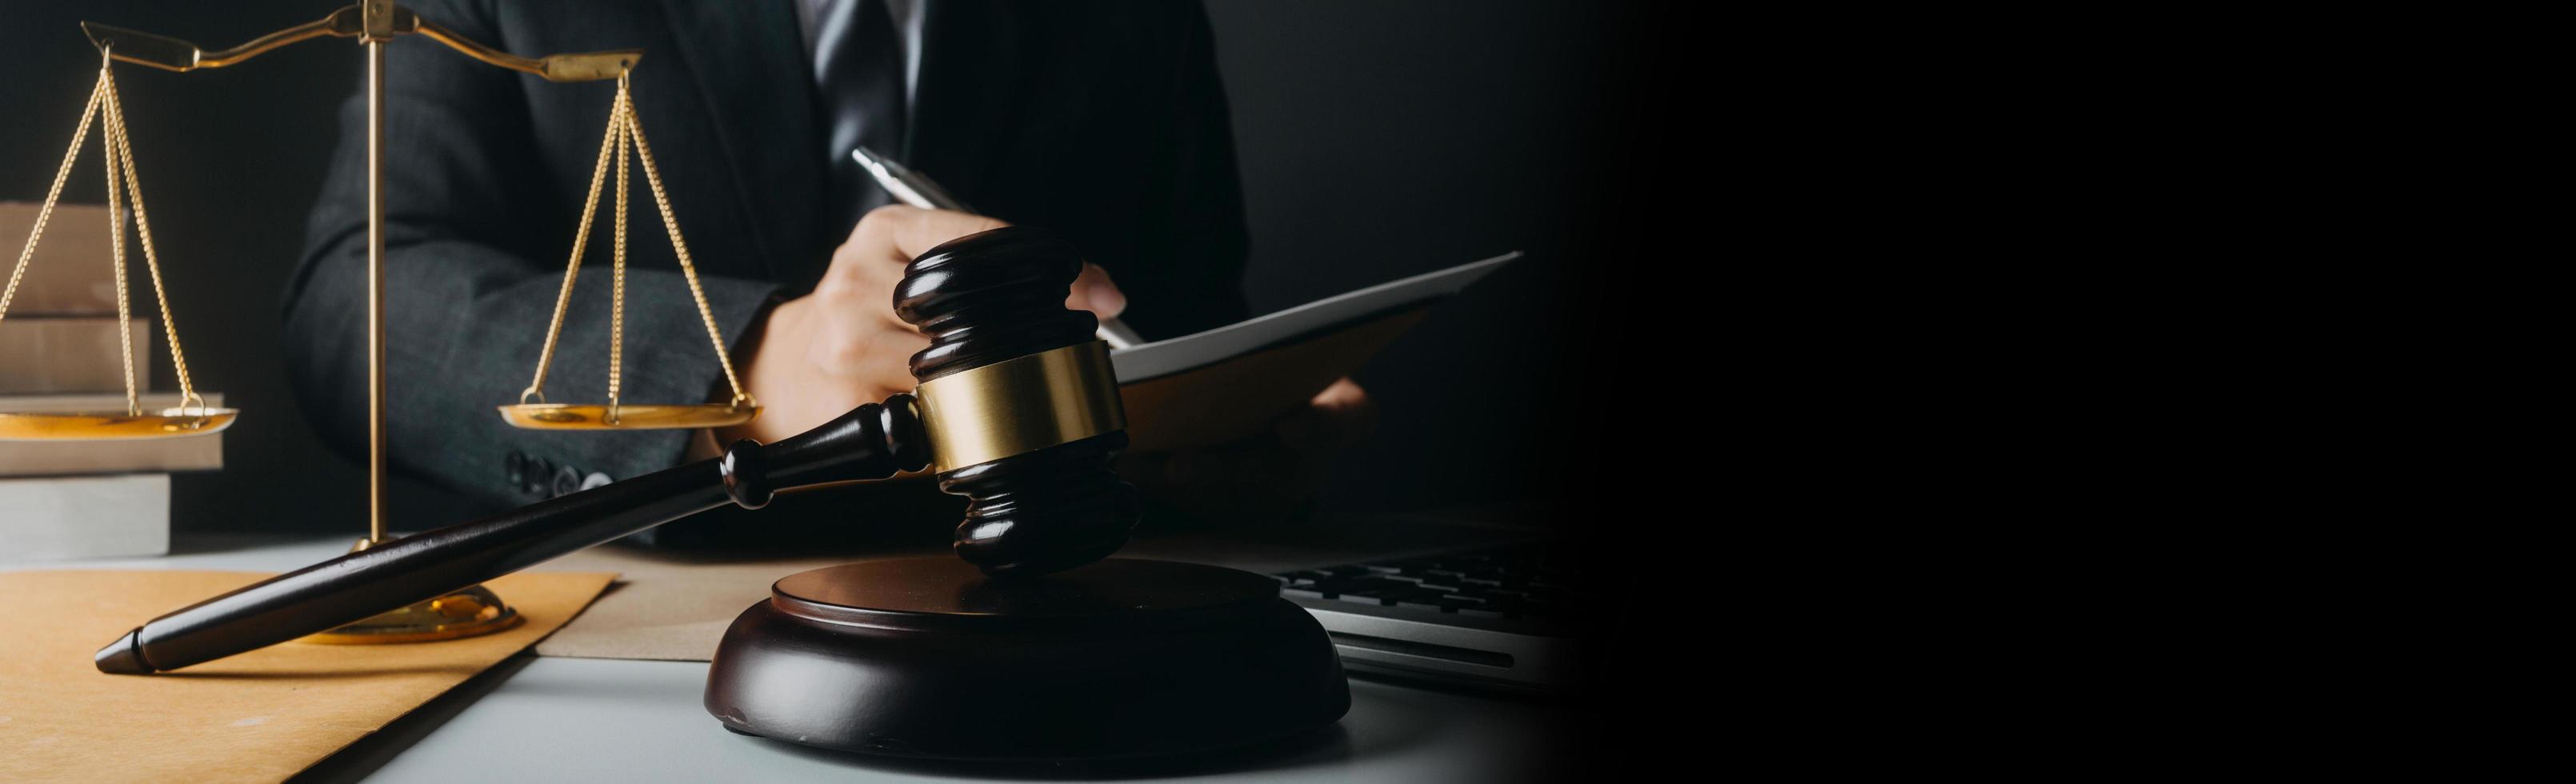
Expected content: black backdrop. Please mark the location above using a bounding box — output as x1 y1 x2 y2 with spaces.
0 2 1642 535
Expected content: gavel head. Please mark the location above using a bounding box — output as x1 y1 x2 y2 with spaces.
892 226 1139 577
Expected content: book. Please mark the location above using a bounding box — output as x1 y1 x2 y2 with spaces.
2 202 122 316
1110 251 1519 453
0 392 225 476
0 473 170 562
0 317 152 395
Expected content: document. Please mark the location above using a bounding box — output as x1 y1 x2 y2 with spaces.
1111 251 1519 453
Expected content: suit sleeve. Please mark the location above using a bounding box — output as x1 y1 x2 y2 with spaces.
284 2 776 511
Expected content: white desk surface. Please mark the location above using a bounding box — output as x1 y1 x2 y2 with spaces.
6 536 1589 782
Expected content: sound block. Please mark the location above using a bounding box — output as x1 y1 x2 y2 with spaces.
704 557 1350 760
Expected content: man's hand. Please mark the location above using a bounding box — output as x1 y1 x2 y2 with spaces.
1117 377 1376 525
718 206 1126 445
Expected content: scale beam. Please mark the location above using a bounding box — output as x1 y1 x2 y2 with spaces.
81 4 638 82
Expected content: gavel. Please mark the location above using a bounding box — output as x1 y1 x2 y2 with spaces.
94 226 1142 674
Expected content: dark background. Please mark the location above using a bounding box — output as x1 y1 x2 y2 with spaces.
2 1 1642 535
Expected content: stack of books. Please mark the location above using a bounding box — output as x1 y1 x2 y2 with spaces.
2 202 222 562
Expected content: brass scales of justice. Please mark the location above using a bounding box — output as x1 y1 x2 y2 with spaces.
1 2 757 642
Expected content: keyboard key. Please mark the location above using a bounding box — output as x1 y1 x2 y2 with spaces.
1515 602 1566 621
1285 544 1598 627
1330 577 1413 593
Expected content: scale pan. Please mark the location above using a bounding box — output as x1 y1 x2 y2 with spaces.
0 407 238 440
498 402 757 430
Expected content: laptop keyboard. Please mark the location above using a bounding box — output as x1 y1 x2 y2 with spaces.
1271 546 1597 623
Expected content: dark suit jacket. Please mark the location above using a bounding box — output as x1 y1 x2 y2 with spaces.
288 0 1248 519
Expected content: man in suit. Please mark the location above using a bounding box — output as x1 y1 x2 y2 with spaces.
287 0 1369 539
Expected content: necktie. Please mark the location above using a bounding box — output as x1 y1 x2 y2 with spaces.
814 0 906 235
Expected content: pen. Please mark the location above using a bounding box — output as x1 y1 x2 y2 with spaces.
854 146 1147 350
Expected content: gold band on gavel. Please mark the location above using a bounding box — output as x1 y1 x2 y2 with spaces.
914 341 1125 473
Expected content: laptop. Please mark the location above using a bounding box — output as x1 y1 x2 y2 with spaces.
1124 510 1603 694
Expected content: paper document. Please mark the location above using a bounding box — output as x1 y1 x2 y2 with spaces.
1109 251 1520 383
1107 251 1519 453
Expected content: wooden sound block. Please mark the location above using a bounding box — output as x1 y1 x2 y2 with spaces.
703 557 1350 760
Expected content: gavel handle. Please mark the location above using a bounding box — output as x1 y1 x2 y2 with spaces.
96 461 728 674
97 398 928 674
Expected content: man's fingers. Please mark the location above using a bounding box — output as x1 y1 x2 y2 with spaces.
1276 378 1374 450
839 206 1010 330
861 210 1124 318
1067 262 1129 318
862 327 932 395
1311 378 1370 412
858 205 1010 262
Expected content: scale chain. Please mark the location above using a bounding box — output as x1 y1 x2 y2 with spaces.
105 58 204 416
518 75 756 421
103 64 139 417
609 80 630 422
522 83 628 406
626 78 754 410
2 49 202 420
0 55 107 322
